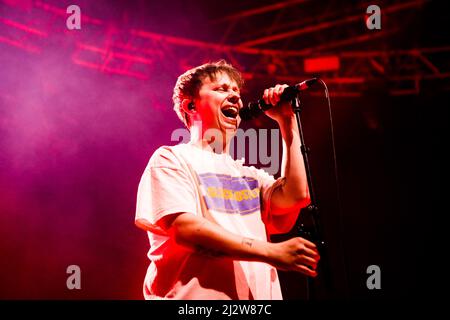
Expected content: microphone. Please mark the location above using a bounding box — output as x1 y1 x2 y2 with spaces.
239 78 318 121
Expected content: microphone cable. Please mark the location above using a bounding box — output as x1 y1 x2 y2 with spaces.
316 78 350 298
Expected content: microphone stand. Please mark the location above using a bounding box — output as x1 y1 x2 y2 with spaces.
291 95 332 300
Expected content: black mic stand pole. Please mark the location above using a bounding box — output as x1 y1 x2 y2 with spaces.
290 94 331 300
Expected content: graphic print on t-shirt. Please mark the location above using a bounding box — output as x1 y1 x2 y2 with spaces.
197 173 260 215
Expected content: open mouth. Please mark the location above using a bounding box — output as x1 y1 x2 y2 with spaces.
221 105 239 120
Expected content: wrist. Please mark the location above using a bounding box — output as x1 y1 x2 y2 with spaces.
259 240 277 265
278 117 298 143
276 115 297 133
246 238 272 263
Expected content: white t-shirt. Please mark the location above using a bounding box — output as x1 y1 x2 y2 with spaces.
135 143 284 299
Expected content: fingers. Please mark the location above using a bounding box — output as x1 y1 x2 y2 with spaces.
263 89 269 105
272 237 321 275
293 237 319 256
298 246 320 261
295 264 318 277
263 84 289 106
296 255 319 270
291 237 321 274
298 237 317 250
294 245 320 270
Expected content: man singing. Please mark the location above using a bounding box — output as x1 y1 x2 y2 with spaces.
135 60 320 299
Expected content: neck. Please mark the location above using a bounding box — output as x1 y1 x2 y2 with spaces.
188 124 232 155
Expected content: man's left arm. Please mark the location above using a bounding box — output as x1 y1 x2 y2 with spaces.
263 84 311 233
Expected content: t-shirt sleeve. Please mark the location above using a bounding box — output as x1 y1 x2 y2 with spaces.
135 147 198 234
245 166 286 224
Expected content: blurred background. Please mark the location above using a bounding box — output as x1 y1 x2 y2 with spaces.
0 0 447 299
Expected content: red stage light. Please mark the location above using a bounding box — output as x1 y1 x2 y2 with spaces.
304 56 340 73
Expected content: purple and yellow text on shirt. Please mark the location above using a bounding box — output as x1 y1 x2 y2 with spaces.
197 173 261 215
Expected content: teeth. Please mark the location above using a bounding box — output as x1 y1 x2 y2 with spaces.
221 105 238 119
223 106 237 112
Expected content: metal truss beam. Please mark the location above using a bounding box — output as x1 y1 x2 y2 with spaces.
237 0 427 48
1 0 447 95
211 0 308 24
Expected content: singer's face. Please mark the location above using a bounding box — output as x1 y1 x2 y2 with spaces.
194 72 243 135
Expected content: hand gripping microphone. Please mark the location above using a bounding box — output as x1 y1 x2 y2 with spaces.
239 78 318 121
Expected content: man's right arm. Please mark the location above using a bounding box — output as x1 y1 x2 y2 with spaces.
150 212 320 277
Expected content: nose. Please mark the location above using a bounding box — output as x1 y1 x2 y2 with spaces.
227 94 241 104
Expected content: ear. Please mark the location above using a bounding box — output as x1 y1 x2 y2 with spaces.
181 99 195 114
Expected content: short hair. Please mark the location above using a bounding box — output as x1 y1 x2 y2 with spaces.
172 60 244 127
